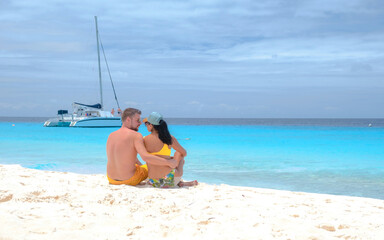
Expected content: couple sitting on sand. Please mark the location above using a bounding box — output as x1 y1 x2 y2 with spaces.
106 108 198 188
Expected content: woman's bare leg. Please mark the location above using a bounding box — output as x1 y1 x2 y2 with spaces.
178 180 198 187
173 152 198 187
174 152 184 177
173 152 199 187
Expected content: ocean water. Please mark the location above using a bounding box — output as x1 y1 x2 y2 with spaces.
0 118 384 200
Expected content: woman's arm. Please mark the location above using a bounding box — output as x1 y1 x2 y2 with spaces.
170 136 187 157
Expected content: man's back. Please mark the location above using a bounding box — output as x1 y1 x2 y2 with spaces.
106 128 138 180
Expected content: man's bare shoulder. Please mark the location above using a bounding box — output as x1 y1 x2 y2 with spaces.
116 128 143 139
107 129 118 140
108 129 143 148
132 131 143 139
107 128 125 140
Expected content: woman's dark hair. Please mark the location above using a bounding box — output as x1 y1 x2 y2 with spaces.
153 120 173 145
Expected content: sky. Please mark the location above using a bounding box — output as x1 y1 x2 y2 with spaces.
0 0 383 118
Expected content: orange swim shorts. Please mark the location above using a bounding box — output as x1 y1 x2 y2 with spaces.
107 164 148 186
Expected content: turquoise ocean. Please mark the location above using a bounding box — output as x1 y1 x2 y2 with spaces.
1 117 383 200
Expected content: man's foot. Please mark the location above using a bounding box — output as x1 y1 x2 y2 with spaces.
178 180 198 187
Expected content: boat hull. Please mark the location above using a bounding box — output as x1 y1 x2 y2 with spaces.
70 117 121 128
44 118 73 127
44 121 72 127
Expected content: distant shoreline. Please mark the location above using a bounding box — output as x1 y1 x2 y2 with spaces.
1 116 384 127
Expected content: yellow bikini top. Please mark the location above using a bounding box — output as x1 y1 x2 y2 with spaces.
149 144 171 156
144 136 172 156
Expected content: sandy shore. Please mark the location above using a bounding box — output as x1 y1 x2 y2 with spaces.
1 164 383 240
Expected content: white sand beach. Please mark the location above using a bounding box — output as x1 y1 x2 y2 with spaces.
1 164 384 240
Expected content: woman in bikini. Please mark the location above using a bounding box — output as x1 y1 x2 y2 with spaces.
143 112 198 188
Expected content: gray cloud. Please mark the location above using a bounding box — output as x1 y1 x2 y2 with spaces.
0 0 383 117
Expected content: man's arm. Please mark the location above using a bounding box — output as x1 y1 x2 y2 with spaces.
134 133 177 168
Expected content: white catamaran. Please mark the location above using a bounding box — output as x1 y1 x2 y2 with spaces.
44 16 122 128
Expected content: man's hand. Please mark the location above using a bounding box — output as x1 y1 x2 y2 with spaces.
167 158 178 169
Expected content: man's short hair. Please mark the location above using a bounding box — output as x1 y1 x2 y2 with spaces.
122 108 141 122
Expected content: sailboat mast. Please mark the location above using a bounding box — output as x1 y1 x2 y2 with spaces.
95 16 103 110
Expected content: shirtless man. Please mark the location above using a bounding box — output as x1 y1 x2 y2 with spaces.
106 108 177 186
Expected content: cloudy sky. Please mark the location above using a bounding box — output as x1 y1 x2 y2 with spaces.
1 0 383 118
